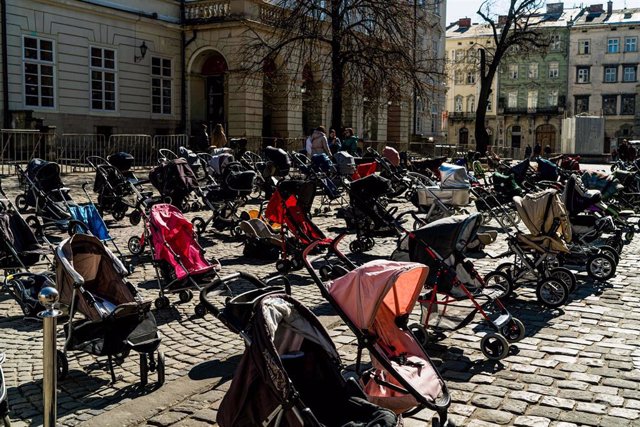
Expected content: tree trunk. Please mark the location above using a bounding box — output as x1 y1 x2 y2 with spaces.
475 48 500 154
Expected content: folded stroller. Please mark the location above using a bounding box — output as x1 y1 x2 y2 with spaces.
390 214 526 359
128 203 219 316
338 174 401 253
303 248 450 420
199 274 400 427
15 159 73 233
56 234 164 385
514 189 617 281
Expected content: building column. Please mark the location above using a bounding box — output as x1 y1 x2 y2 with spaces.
227 72 262 138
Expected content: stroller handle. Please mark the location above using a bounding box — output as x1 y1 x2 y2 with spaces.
86 156 109 169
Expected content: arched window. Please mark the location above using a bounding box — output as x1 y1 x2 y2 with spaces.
467 95 475 113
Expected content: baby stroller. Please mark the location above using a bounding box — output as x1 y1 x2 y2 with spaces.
338 174 401 253
128 203 220 316
390 214 526 359
292 152 345 213
149 157 200 212
334 151 357 178
303 245 450 420
15 159 73 233
56 234 164 386
514 189 617 281
87 155 137 221
412 163 470 223
0 352 7 427
199 274 400 427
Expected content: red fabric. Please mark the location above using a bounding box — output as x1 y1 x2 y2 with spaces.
264 190 330 245
357 162 377 178
149 204 214 280
383 147 401 167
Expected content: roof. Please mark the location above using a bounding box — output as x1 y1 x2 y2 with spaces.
573 8 640 26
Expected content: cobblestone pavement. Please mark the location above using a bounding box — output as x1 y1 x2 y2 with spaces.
1 168 639 426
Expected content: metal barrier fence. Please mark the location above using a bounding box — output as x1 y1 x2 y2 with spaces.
152 134 189 162
58 134 107 173
0 129 52 175
106 134 154 169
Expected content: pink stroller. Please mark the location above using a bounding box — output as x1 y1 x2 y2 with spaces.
128 203 220 316
304 241 450 422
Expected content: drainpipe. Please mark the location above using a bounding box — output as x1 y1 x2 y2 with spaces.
1 0 10 128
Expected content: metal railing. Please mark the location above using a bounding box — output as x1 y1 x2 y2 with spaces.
58 134 107 173
184 0 231 23
0 129 49 175
107 134 154 169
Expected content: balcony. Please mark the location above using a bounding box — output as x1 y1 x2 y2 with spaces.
502 106 562 115
184 0 281 25
449 112 476 121
184 1 231 24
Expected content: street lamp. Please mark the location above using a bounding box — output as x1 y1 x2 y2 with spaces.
134 41 148 63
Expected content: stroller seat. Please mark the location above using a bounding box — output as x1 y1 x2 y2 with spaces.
239 219 282 246
516 233 569 254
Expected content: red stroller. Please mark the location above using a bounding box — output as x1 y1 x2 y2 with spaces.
263 180 331 273
128 203 220 316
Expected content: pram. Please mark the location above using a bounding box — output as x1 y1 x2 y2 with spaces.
303 243 450 419
334 151 357 177
412 163 470 223
390 214 526 358
87 155 138 221
56 234 164 385
149 157 200 212
128 203 220 316
338 174 401 253
514 189 617 282
262 180 331 273
15 159 74 233
199 273 400 427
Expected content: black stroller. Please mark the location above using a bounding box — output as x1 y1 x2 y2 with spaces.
199 273 400 427
15 159 74 233
338 174 401 253
149 157 200 212
56 234 164 385
87 154 139 221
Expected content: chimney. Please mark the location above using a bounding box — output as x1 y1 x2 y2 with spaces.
498 15 508 26
607 0 613 14
588 4 604 13
458 18 471 28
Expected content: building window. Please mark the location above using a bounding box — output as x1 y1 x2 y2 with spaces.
548 90 558 107
625 37 638 52
508 91 518 108
487 98 492 111
578 39 590 54
528 63 538 79
23 36 55 108
90 46 117 111
607 38 620 53
454 70 464 85
466 71 476 84
455 49 464 62
622 94 636 115
623 65 637 82
527 90 538 109
575 95 589 114
604 65 618 83
509 64 518 79
454 95 463 112
151 57 172 115
576 66 590 83
602 95 617 115
467 95 475 113
550 34 561 50
548 62 559 78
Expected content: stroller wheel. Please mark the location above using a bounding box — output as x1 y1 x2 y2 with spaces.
548 267 577 293
276 259 292 274
480 333 509 360
194 303 207 318
349 240 364 254
363 237 375 251
128 236 144 256
114 349 131 365
113 209 127 221
598 245 619 265
129 210 142 226
624 230 634 244
154 296 170 310
587 254 616 281
484 271 513 299
536 278 569 308
57 350 68 380
192 217 206 235
179 289 193 303
15 194 29 213
139 353 149 386
319 265 332 281
156 351 165 386
409 323 429 347
25 215 42 236
501 318 526 342
191 202 202 212
291 257 304 271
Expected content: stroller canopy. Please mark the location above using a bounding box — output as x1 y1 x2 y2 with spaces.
276 180 316 214
328 260 427 331
27 158 64 191
562 175 602 216
264 146 291 173
209 153 234 175
411 214 482 259
107 152 134 172
439 163 470 189
514 189 572 242
0 211 47 268
383 146 400 167
536 158 559 181
510 159 530 183
581 171 622 200
351 174 394 198
149 158 199 205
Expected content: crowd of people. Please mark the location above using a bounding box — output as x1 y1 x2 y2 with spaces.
611 139 636 162
304 126 361 157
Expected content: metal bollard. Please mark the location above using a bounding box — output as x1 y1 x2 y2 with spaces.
38 287 61 427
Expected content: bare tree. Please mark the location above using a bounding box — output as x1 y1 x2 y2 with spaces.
240 0 445 134
474 0 549 154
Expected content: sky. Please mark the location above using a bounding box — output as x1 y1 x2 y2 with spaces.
446 0 633 26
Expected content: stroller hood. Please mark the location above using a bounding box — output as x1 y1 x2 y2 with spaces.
0 212 47 267
510 159 530 182
350 174 394 198
27 159 64 191
383 146 400 167
149 158 199 204
562 175 602 216
328 260 427 331
581 171 622 200
513 189 572 242
276 180 316 214
209 153 234 175
536 158 559 181
439 163 470 189
411 214 482 259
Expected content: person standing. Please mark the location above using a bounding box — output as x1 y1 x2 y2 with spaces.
193 122 210 152
533 142 542 158
327 128 342 155
544 145 552 158
310 126 331 156
342 128 359 155
524 144 532 159
211 123 227 148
